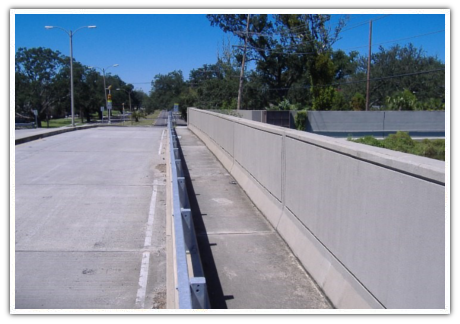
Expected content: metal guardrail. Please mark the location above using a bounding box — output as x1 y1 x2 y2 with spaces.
168 111 210 309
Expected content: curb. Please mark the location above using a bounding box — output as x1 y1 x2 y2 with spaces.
15 124 112 145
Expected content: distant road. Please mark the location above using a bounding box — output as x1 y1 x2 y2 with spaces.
154 110 168 127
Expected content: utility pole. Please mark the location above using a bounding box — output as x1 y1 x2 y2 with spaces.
45 25 96 127
237 14 250 111
365 19 373 111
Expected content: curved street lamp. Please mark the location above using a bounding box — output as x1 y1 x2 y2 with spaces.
89 64 119 124
45 25 96 127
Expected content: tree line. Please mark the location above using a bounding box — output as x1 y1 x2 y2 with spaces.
153 14 445 118
15 47 148 127
15 14 445 126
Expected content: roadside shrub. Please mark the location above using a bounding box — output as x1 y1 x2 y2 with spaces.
382 131 415 153
352 135 384 148
349 131 445 161
350 93 366 111
295 110 307 131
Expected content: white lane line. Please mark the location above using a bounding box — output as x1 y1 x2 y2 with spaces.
158 129 165 155
144 179 158 248
135 251 151 309
135 178 158 308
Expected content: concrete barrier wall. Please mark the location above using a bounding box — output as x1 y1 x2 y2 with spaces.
307 111 445 137
234 110 265 122
187 108 446 309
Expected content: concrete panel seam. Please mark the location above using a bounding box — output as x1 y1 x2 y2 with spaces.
276 133 287 231
282 205 386 309
233 160 282 205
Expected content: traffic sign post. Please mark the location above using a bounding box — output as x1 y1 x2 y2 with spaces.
100 106 104 123
33 109 38 128
107 92 112 124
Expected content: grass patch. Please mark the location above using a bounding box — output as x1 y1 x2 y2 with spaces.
41 118 73 128
41 110 163 128
349 131 445 161
129 112 159 126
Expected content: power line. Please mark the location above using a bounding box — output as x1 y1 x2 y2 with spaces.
342 29 445 51
233 28 445 56
257 68 444 91
340 14 391 34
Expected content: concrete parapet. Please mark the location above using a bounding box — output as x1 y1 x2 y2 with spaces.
186 107 446 310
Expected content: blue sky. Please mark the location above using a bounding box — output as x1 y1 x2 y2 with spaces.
12 9 448 93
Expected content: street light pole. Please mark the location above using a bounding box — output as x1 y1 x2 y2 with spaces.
122 102 125 125
45 25 96 127
107 85 112 124
69 31 74 125
103 69 108 122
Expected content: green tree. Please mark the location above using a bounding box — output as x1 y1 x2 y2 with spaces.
345 44 445 109
295 110 307 130
15 47 67 126
331 89 350 110
188 60 239 109
385 89 418 111
150 70 186 111
350 93 366 111
207 14 347 108
310 53 336 110
331 50 359 81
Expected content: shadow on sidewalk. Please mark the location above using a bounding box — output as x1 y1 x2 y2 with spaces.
176 138 230 309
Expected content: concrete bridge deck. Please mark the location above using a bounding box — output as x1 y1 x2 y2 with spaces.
14 126 168 310
13 114 332 311
13 109 446 311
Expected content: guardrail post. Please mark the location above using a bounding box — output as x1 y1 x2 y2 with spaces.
177 177 190 209
190 277 209 309
173 147 180 159
175 159 184 178
172 135 178 148
181 208 193 252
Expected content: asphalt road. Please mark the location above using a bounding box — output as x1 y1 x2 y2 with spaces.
14 126 168 310
153 110 169 127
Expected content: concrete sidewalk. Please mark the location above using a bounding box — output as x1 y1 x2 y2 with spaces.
176 126 332 310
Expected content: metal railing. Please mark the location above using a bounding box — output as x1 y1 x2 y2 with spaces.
168 111 210 309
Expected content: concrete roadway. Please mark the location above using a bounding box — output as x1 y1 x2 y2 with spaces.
14 124 168 309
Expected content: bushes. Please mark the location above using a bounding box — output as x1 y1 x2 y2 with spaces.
295 110 307 130
350 93 366 111
351 135 384 148
350 131 445 161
